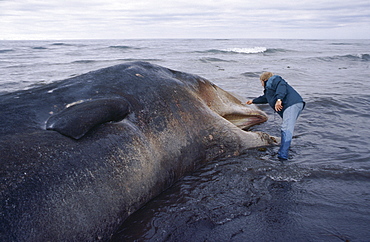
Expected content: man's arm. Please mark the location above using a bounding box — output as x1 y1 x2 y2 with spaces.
246 94 268 105
252 94 268 104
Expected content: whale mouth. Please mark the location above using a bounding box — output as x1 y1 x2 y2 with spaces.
222 111 268 130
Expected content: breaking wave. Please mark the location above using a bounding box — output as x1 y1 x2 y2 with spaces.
319 53 370 62
225 47 267 54
196 47 289 55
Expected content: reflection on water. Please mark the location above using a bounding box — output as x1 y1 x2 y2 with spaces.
111 145 370 241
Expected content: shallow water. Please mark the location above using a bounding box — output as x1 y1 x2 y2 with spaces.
1 39 370 241
111 154 370 241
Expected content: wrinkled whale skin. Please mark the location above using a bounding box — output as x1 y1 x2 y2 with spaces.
0 62 274 241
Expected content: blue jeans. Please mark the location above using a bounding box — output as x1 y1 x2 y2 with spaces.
278 102 304 160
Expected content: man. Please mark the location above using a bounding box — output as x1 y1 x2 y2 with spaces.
246 72 305 160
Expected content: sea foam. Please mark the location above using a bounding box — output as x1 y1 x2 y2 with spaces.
225 47 267 54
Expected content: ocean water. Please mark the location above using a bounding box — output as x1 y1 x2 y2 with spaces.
1 39 370 241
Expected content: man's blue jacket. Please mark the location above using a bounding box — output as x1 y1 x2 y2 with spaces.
252 75 305 118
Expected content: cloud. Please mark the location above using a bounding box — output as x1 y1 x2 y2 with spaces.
0 0 369 39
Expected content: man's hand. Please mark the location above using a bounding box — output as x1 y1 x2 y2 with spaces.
275 99 283 111
246 100 253 105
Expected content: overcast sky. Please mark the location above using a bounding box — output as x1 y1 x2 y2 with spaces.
1 0 369 40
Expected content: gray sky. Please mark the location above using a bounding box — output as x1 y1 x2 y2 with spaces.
1 0 369 40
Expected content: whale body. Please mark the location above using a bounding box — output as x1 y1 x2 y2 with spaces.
0 62 275 241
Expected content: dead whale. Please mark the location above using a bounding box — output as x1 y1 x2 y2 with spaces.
0 62 276 241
